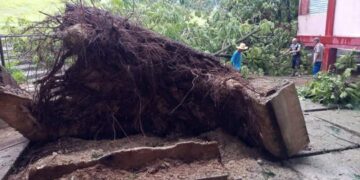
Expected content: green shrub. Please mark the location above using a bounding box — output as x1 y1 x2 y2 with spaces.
335 52 357 71
239 65 264 79
11 70 26 83
299 68 360 109
240 65 250 79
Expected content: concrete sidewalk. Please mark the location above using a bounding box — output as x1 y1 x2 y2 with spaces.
283 100 360 180
0 126 28 180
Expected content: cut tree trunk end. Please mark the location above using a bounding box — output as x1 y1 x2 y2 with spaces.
0 66 19 89
0 86 46 141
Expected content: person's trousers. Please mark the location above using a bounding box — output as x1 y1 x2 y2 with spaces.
292 56 301 76
312 62 322 75
292 56 301 69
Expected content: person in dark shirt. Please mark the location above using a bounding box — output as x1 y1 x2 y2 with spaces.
287 38 302 77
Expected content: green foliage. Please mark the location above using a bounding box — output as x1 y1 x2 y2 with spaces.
3 17 62 69
4 0 303 76
101 0 301 75
1 18 62 86
240 65 264 79
335 52 357 71
240 65 250 79
4 61 26 84
299 69 360 108
12 70 26 84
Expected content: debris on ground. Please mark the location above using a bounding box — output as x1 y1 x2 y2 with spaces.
19 141 220 179
8 130 301 180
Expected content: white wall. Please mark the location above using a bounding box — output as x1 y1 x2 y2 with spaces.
333 0 360 37
298 13 327 36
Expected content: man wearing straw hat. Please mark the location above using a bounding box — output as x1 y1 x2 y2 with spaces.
230 43 248 71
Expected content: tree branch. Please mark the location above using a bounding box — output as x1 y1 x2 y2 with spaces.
213 28 260 55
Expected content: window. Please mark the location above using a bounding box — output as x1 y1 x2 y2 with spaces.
309 0 328 14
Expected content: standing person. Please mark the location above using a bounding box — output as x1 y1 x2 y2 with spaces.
287 38 302 76
312 37 324 77
230 43 248 71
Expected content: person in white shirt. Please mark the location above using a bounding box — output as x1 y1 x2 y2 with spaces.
312 37 324 77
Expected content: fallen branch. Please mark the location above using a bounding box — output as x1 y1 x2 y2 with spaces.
213 28 260 55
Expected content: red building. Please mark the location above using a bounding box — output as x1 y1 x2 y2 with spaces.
297 0 360 71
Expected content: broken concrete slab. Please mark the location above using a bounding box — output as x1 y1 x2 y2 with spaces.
268 83 309 157
298 115 360 155
299 99 339 113
300 99 328 110
0 127 27 150
244 80 309 158
0 127 29 180
285 149 360 180
310 110 360 136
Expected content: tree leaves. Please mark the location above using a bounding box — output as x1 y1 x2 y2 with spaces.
299 69 360 108
104 0 300 75
335 52 357 71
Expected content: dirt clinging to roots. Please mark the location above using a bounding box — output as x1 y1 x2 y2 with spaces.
30 4 261 144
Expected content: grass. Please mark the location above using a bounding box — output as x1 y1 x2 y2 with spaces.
0 0 64 33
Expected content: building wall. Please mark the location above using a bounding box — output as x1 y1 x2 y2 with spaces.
298 0 328 36
298 13 327 36
333 0 360 37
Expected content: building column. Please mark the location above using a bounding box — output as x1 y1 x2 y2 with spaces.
322 47 337 71
325 0 336 36
322 0 337 71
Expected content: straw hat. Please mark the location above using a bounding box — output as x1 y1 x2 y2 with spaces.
236 43 248 50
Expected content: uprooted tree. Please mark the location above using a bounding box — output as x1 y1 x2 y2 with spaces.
0 4 309 158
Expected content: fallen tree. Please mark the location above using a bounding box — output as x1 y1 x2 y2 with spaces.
0 4 309 158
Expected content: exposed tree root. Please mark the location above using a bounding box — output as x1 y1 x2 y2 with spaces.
0 4 309 158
